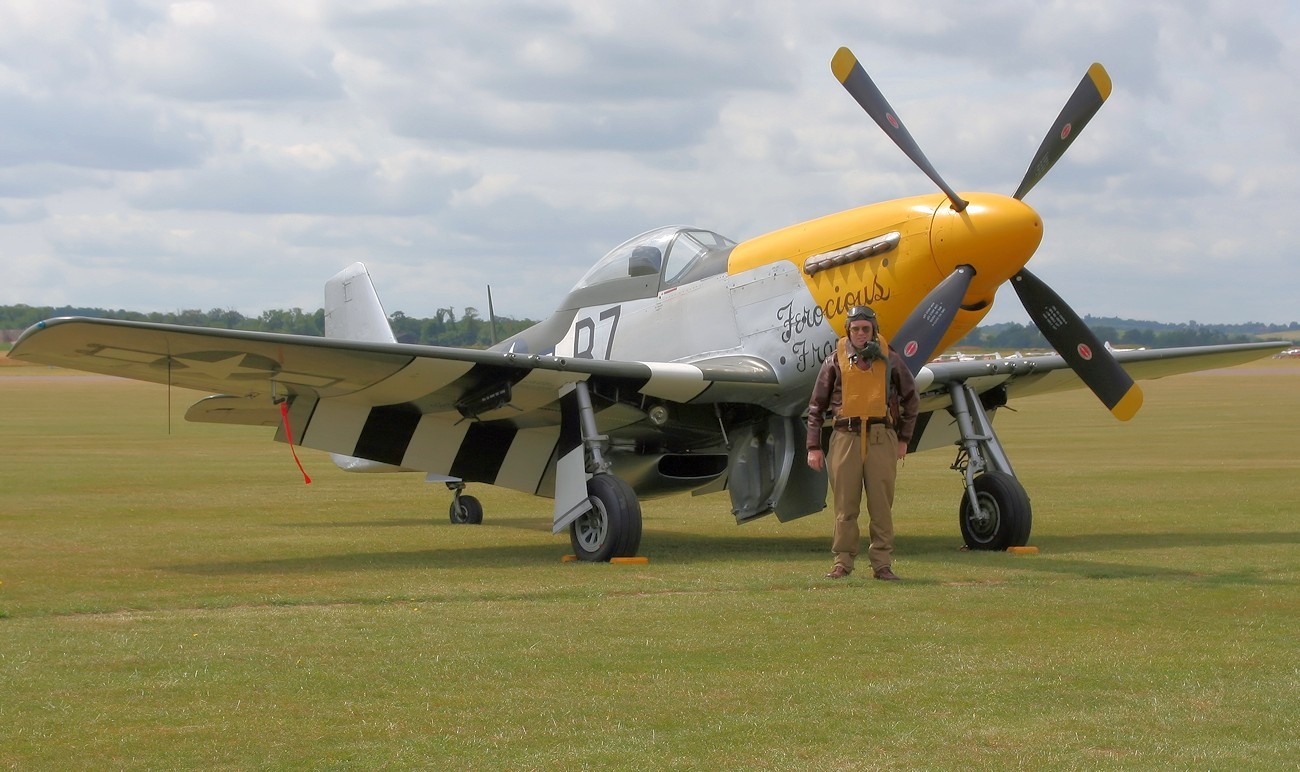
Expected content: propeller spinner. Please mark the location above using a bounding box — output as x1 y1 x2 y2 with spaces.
832 47 1141 420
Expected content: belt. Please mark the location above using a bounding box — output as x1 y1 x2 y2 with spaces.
833 417 892 432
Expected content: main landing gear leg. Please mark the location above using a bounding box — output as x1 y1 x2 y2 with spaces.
947 382 1032 550
563 381 642 562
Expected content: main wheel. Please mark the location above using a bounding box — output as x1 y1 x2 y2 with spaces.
449 494 484 524
959 471 1032 550
570 474 642 562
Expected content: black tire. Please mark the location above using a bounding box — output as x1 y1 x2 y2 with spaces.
569 475 642 562
959 471 1032 550
449 494 484 525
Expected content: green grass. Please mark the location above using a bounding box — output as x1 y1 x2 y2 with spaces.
2 360 1298 768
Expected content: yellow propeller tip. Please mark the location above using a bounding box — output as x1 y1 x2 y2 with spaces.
1088 62 1112 101
1110 384 1143 421
831 47 858 83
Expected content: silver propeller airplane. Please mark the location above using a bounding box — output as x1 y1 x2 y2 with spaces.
12 48 1283 561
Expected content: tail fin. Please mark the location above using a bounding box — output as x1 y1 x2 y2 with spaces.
324 263 405 473
324 262 396 343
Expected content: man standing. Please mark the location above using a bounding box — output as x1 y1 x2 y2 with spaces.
806 305 920 580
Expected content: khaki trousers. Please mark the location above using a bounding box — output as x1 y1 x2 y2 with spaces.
828 424 898 573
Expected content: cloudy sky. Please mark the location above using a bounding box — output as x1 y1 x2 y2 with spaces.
2 0 1297 326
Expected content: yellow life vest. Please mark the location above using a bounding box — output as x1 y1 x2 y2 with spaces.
835 335 891 420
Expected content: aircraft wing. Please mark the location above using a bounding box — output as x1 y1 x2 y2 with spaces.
903 341 1286 452
10 316 784 518
10 317 781 423
920 342 1285 396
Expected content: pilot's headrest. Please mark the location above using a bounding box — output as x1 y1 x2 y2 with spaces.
628 245 662 277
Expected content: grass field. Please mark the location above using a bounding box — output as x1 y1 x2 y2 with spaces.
2 357 1298 768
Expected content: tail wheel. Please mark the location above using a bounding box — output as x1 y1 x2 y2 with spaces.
570 475 642 562
959 471 1032 550
449 494 483 525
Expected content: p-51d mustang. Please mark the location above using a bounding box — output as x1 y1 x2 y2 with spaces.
13 48 1282 560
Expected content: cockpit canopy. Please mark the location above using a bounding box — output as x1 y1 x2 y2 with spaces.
571 226 736 297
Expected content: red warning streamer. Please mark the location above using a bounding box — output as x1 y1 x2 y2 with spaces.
279 401 312 484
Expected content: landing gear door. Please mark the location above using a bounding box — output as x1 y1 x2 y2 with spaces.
728 414 828 523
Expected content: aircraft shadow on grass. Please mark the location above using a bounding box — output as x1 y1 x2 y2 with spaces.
161 529 1296 582
164 532 829 576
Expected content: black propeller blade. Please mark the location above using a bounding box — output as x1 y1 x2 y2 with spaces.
832 47 968 212
1013 63 1111 201
1011 268 1143 420
892 265 975 376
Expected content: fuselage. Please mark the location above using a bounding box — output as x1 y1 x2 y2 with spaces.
506 190 1043 400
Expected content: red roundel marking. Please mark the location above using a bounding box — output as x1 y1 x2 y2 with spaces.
1077 343 1093 360
887 113 900 130
1061 122 1073 140
904 341 919 357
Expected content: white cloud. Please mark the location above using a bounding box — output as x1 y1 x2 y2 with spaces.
115 2 344 103
125 143 478 216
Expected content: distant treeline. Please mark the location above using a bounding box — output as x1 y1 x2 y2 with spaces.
0 304 534 348
953 318 1297 350
3 304 1294 350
